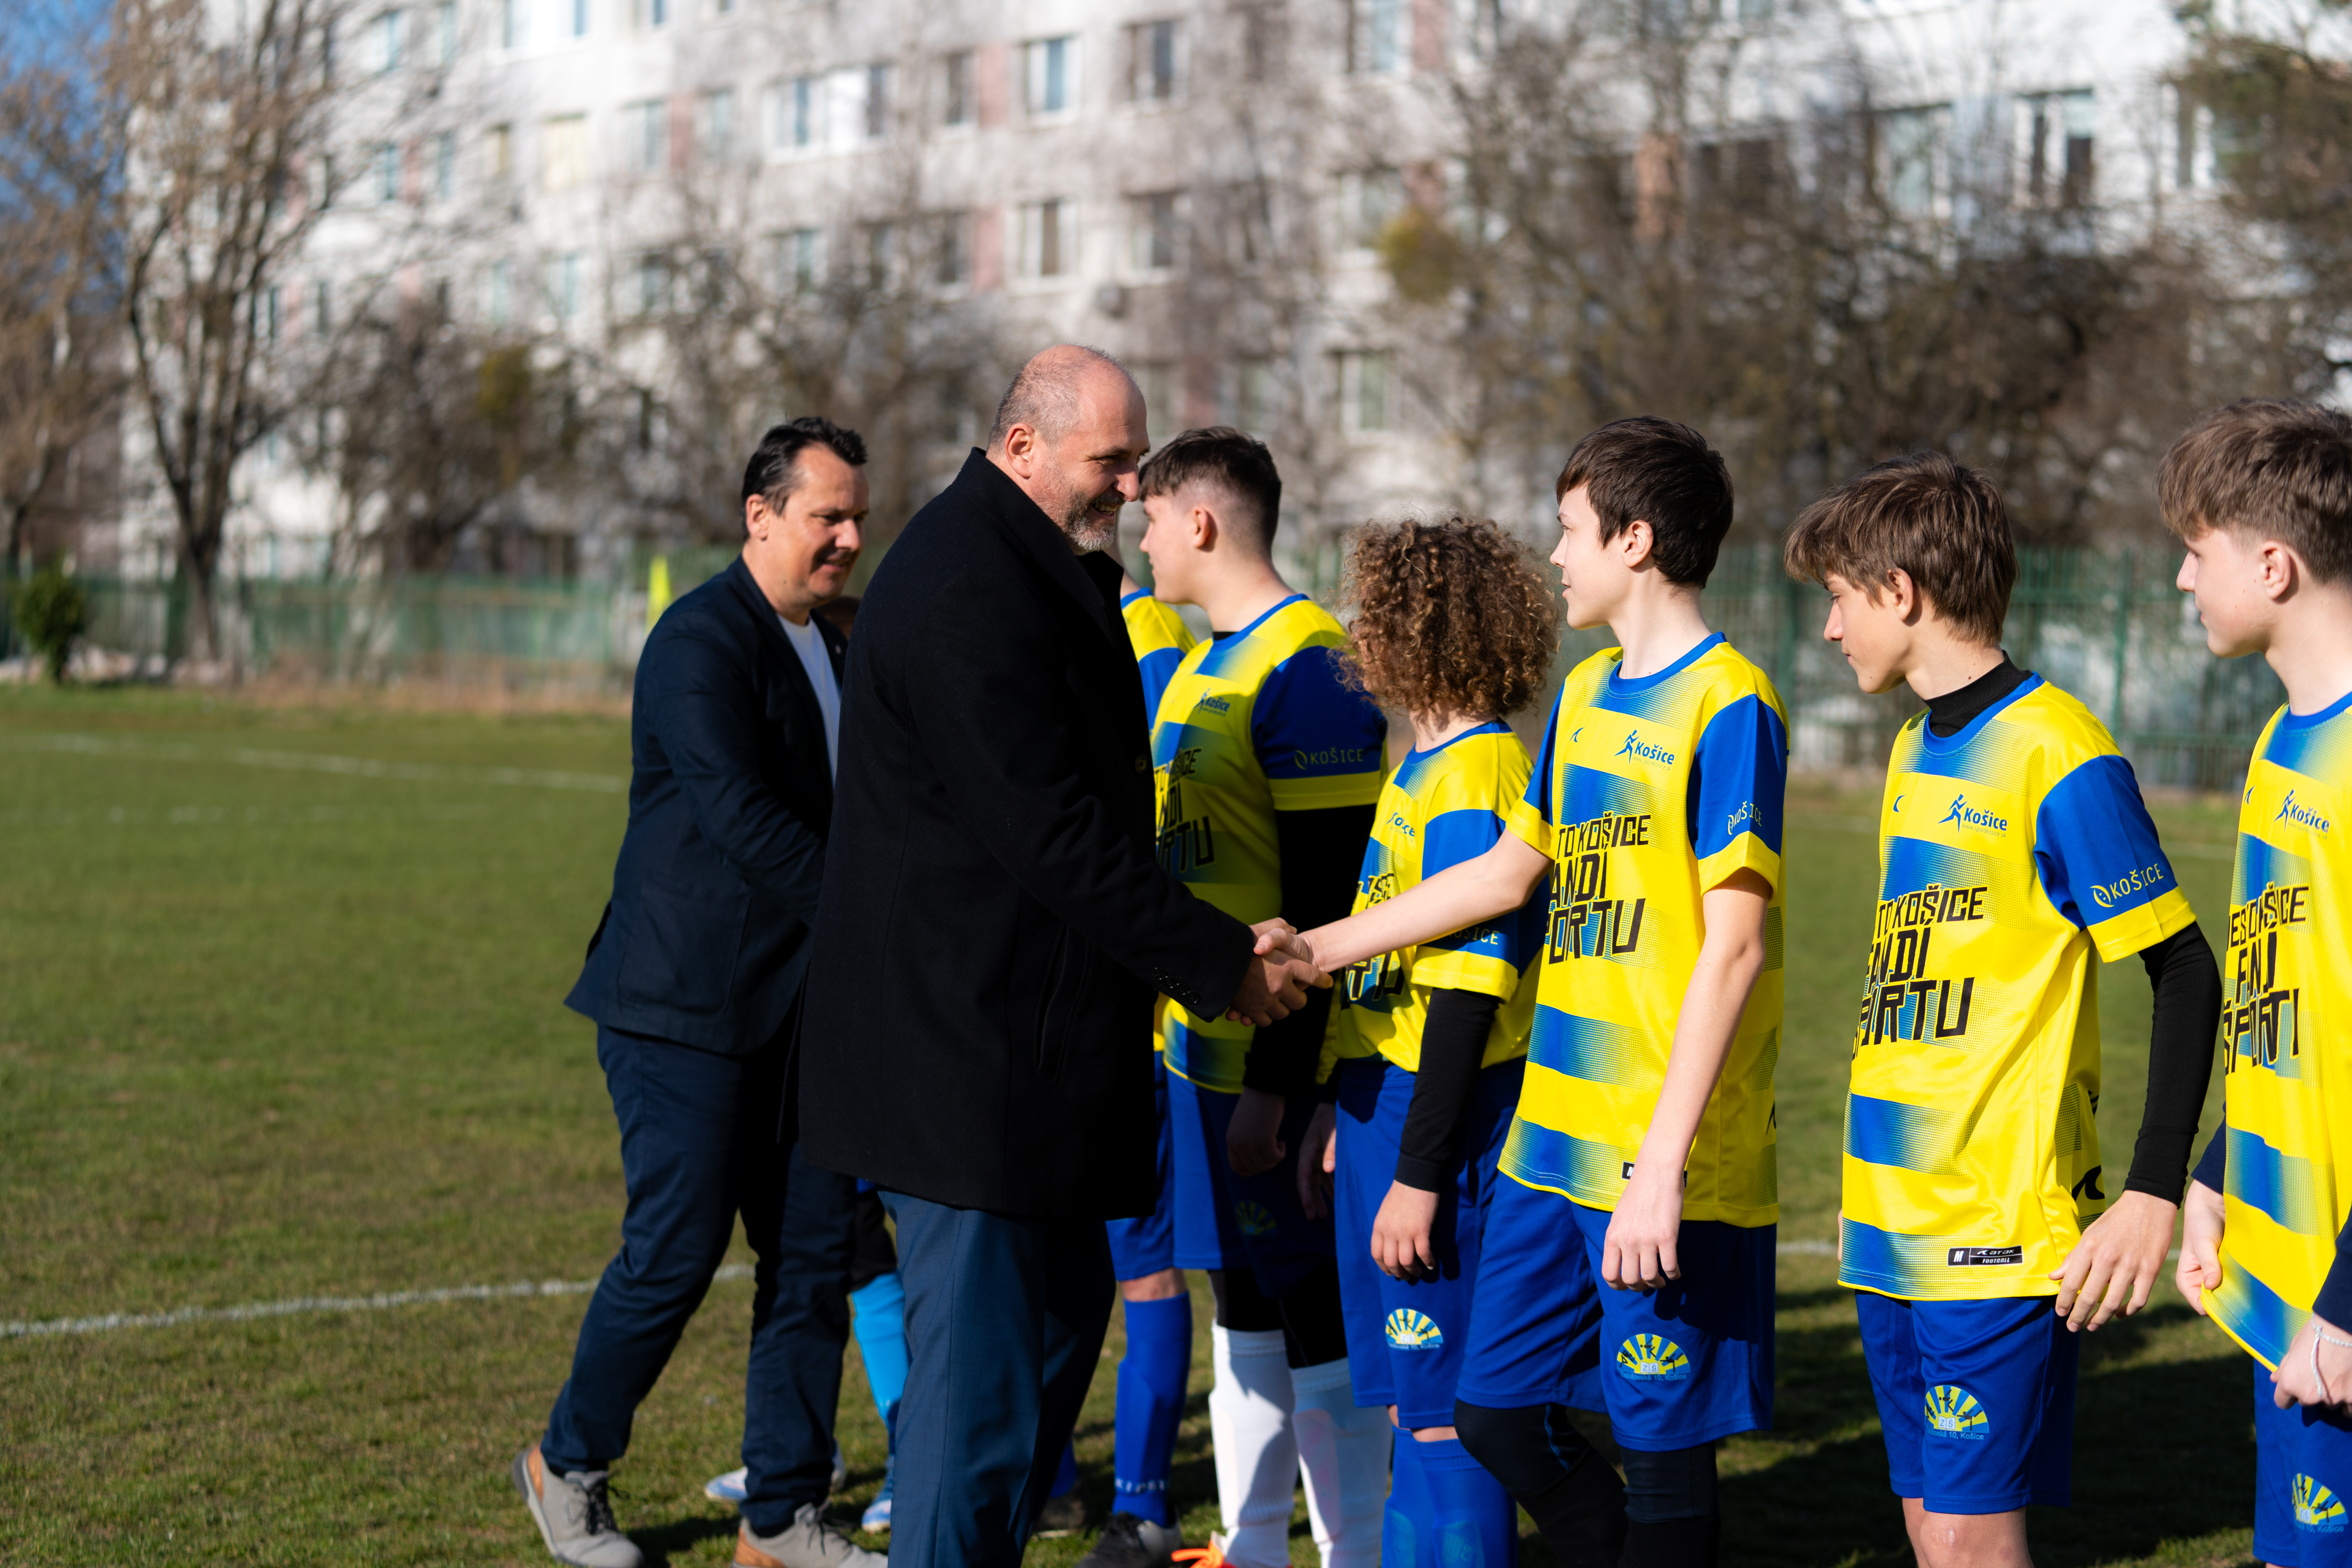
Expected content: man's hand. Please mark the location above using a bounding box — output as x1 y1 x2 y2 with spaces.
1227 1087 1288 1177
1602 1160 1684 1291
1227 921 1328 1026
1373 1182 1441 1282
2050 1189 2178 1330
1298 1102 1338 1220
2274 1313 2352 1411
2175 1179 2224 1317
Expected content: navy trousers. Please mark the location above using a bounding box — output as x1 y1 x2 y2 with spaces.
881 1192 1116 1567
543 1025 856 1535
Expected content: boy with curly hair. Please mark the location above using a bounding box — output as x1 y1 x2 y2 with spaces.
1276 418 1789 1568
1295 515 1561 1568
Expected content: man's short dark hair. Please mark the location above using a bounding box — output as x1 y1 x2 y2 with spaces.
1553 416 1735 588
1138 426 1283 554
741 417 869 518
2160 398 2352 581
1783 451 2016 646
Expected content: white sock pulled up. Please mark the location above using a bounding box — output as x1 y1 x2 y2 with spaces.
1208 1324 1299 1568
1290 1355 1390 1568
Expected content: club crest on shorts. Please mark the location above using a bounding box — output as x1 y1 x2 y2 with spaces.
1385 1308 1443 1350
2297 1475 2348 1532
1615 1334 1690 1381
1233 1200 1276 1237
1924 1385 1989 1440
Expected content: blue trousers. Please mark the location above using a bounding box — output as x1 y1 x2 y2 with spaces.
543 1025 856 1535
882 1191 1116 1568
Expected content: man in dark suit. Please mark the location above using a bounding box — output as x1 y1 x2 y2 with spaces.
798 347 1324 1567
514 418 881 1568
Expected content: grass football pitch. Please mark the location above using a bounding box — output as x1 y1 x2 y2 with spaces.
0 689 2254 1566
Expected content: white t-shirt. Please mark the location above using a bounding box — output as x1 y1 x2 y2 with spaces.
779 612 841 778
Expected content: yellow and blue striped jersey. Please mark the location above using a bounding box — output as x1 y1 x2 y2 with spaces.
1323 722 1545 1078
1499 634 1789 1227
1839 676 2196 1301
2208 693 2352 1368
1155 594 1387 1092
1122 589 1195 729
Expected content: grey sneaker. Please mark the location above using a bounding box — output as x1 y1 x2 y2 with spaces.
731 1504 886 1568
1074 1512 1185 1567
511 1445 644 1568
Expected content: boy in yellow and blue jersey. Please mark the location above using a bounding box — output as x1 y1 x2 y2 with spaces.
2165 401 2352 1568
1296 516 1559 1568
1285 418 1785 1568
1785 452 2221 1564
1137 427 1392 1567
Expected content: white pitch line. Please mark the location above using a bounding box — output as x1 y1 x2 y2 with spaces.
4 1263 752 1340
6 733 626 794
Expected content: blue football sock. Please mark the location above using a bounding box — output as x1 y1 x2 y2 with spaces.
1385 1425 1433 1568
1417 1436 1519 1568
1111 1293 1191 1527
1051 1439 1079 1499
848 1272 908 1428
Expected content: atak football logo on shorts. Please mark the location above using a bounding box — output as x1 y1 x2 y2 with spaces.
2296 1474 2348 1532
1924 1385 1989 1441
1385 1309 1443 1351
1615 1334 1690 1381
1233 1200 1277 1238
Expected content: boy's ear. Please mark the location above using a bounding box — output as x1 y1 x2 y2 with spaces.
1884 567 1922 622
2261 537 2304 602
1192 503 1218 552
1618 517 1657 569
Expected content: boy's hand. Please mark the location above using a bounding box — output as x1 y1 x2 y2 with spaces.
2175 1179 2225 1316
2274 1313 2352 1412
1602 1161 1684 1292
1227 1087 1288 1177
1297 1102 1338 1220
2050 1189 2178 1330
1372 1182 1441 1282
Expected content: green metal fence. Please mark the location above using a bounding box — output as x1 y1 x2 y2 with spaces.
10 544 2283 788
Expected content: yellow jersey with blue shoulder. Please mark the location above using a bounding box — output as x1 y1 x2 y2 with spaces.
1500 633 1789 1227
1122 589 1195 728
1840 675 2196 1301
1154 594 1387 1092
1324 721 1545 1078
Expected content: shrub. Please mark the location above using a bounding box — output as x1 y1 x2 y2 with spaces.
15 565 89 685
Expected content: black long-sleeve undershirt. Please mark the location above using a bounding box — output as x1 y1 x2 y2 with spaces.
1245 803 1378 1099
1393 987 1502 1192
2123 922 2222 1205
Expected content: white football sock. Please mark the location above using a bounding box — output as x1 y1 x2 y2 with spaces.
1290 1356 1389 1568
1208 1324 1299 1568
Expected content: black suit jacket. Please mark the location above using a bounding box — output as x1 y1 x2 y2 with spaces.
797 450 1254 1218
566 556 844 1055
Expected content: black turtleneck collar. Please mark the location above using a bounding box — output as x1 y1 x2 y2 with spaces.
1924 654 2030 738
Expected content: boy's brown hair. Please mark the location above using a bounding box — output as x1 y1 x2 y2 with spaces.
1555 416 1736 587
1138 425 1283 553
2158 399 2352 582
1339 516 1560 721
1783 451 2016 646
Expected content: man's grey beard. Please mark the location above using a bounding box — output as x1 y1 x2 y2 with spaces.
1056 491 1121 554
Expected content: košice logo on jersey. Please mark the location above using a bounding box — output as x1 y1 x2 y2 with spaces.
2278 790 2334 833
1614 731 1677 766
1155 748 1215 875
2226 882 2308 1072
2089 861 2170 909
1233 1200 1276 1238
2296 1474 2348 1532
1855 882 1987 1049
1385 1309 1443 1350
1615 1334 1690 1381
1924 1385 1989 1441
1936 795 2009 833
1547 813 1650 964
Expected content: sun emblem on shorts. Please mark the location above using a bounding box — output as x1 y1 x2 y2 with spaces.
2297 1474 2348 1531
1924 1385 1989 1441
1615 1334 1690 1381
1385 1309 1443 1350
1233 1200 1276 1237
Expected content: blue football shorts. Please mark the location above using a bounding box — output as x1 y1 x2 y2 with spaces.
1854 1290 2079 1514
2254 1354 2352 1566
1166 1067 1333 1295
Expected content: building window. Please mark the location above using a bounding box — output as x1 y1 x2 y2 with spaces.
488 260 512 326
640 0 668 25
1348 0 1405 75
501 0 525 50
862 223 893 289
1019 198 1070 278
864 64 889 140
1337 168 1402 250
1737 0 1775 18
1232 358 1274 433
547 251 582 321
313 277 333 334
434 1 456 63
568 0 588 38
1882 105 1945 216
636 252 671 315
1336 350 1390 433
777 76 820 150
1133 362 1175 437
1131 191 1180 273
2026 89 2095 207
775 227 822 295
1025 36 1076 117
1128 20 1180 102
944 50 973 126
487 123 513 179
936 212 969 287
543 114 589 191
698 89 735 162
372 9 402 73
434 131 455 199
624 99 667 172
374 141 399 203
264 285 282 345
